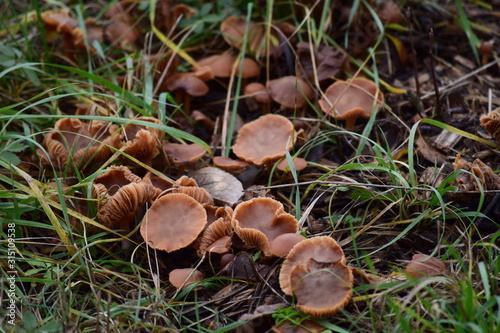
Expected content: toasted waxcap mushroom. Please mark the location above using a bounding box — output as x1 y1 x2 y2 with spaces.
405 254 447 278
164 73 209 96
319 78 384 129
213 156 249 172
291 258 353 317
279 236 346 295
231 197 299 256
169 268 204 289
269 233 306 257
244 82 271 103
40 9 78 41
140 193 207 252
266 76 314 109
276 157 308 172
120 117 164 165
232 114 295 166
480 108 500 142
198 50 259 78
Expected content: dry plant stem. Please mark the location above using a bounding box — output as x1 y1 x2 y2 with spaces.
428 28 442 116
406 7 421 98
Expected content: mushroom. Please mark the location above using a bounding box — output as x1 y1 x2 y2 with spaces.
213 156 249 172
318 78 384 129
170 186 214 206
266 76 314 110
404 254 447 278
231 197 299 256
163 142 206 173
480 108 500 142
478 41 493 66
103 20 140 52
93 166 161 231
269 232 306 257
197 217 233 256
279 236 353 317
38 118 122 171
276 157 308 172
244 82 272 114
198 50 259 79
169 268 204 289
140 193 207 252
296 41 347 82
163 72 210 113
119 117 164 165
232 114 295 166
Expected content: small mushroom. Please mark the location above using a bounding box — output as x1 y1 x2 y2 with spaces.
140 193 207 252
232 114 295 166
244 82 271 114
163 142 206 173
197 217 233 256
269 232 306 257
169 268 204 289
213 156 249 172
266 76 314 110
170 186 214 206
318 78 384 129
404 254 447 278
231 197 299 256
119 117 164 165
164 72 210 113
94 166 161 231
276 157 308 172
279 236 353 317
480 108 500 142
198 50 259 79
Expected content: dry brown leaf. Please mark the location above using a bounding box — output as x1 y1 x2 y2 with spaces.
190 167 244 205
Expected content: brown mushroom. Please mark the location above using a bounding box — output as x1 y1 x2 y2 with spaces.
198 50 259 79
164 72 210 113
169 268 204 289
244 82 272 114
232 114 295 166
269 232 306 257
197 217 233 256
94 166 161 231
266 76 314 110
170 186 214 206
405 254 447 278
296 41 347 82
163 142 206 173
279 236 353 317
276 157 308 172
38 118 122 170
480 108 500 142
318 78 384 129
103 20 140 52
272 319 326 333
231 197 299 256
279 236 346 295
119 117 164 165
140 193 207 252
213 156 249 172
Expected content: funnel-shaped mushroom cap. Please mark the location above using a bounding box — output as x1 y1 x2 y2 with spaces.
279 236 346 295
163 142 206 166
405 254 447 278
480 108 500 142
170 186 214 206
231 197 299 256
198 217 233 256
39 118 122 170
198 51 259 78
41 9 78 41
94 166 160 230
244 82 271 103
319 78 384 128
269 233 306 257
164 74 209 96
169 268 204 289
291 258 353 317
120 117 164 164
266 76 314 109
232 114 295 166
276 157 308 172
140 193 207 252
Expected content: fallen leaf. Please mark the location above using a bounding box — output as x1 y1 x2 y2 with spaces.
190 167 244 205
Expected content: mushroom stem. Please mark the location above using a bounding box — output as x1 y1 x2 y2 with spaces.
344 116 356 130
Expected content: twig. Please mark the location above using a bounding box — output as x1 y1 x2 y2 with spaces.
406 7 420 98
428 28 442 116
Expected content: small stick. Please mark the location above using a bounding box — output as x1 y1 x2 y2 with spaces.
428 28 441 116
406 7 421 98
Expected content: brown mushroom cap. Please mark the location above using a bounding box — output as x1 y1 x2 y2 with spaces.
231 197 299 256
163 142 206 166
480 108 500 142
169 268 204 289
170 186 214 206
279 236 346 295
244 82 272 104
405 254 447 278
94 166 160 230
198 217 233 256
39 118 122 169
213 156 249 172
232 114 295 166
198 51 236 78
164 74 209 97
276 157 308 171
269 233 306 257
291 258 353 317
140 193 207 252
318 78 384 129
266 76 314 109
